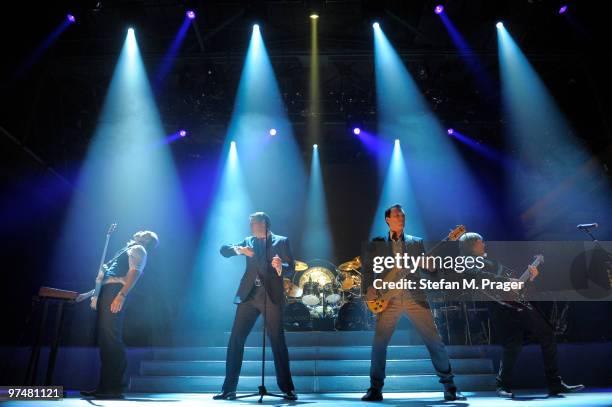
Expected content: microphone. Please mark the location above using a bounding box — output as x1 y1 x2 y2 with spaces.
577 223 598 231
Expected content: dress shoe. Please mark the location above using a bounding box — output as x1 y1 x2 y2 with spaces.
361 388 383 401
549 382 585 396
79 389 99 397
283 390 298 400
496 387 515 398
213 390 237 400
92 392 124 399
444 387 467 401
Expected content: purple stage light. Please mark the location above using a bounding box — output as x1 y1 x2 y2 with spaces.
269 128 277 136
179 130 187 137
558 5 568 14
67 14 76 23
447 128 455 135
186 10 196 19
434 5 444 14
353 127 361 135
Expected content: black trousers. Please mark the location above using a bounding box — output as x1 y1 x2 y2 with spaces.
491 303 561 389
369 296 455 390
96 283 128 392
222 286 294 393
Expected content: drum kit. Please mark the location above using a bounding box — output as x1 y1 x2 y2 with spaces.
283 256 372 330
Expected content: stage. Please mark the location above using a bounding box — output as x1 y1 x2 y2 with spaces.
2 390 612 406
2 3 612 407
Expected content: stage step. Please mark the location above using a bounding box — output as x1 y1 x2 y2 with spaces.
151 345 487 361
140 358 493 376
171 330 427 346
129 374 496 393
131 332 496 393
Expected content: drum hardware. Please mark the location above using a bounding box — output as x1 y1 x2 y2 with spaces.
302 278 321 306
283 278 303 298
283 302 312 331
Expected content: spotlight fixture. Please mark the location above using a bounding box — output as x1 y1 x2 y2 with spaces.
313 144 318 149
67 14 76 23
186 10 196 19
353 127 361 135
558 5 568 14
496 21 504 28
179 130 187 137
310 13 319 19
269 128 277 136
434 5 444 14
372 22 380 29
253 24 260 31
230 141 236 147
447 128 455 135
128 27 135 34
394 139 400 145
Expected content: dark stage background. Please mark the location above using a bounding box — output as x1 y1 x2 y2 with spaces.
1 0 611 348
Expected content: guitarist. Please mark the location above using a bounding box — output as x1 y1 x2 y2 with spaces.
458 232 584 398
80 230 159 399
361 204 465 401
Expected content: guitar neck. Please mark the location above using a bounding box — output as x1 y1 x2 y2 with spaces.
518 258 543 283
93 233 113 297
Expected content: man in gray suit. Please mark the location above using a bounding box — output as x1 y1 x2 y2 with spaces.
361 204 465 402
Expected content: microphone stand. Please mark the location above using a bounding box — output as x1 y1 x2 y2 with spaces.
235 226 289 403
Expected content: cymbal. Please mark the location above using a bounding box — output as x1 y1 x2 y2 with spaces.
338 256 361 272
295 260 309 272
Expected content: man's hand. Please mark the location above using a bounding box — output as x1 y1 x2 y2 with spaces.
272 254 282 276
110 295 125 313
90 296 98 310
236 246 254 257
365 286 378 301
528 265 539 282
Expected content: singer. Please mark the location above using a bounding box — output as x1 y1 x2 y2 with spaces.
213 212 298 401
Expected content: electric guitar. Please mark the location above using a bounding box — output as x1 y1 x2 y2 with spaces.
75 223 118 304
480 254 544 311
365 225 466 314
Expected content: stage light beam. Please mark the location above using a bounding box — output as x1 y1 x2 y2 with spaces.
301 142 333 260
373 23 494 237
53 28 193 317
497 23 612 232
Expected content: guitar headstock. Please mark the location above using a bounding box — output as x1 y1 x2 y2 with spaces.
447 225 466 241
107 223 118 236
532 254 544 267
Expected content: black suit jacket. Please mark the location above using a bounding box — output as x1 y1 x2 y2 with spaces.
362 232 427 300
220 233 295 305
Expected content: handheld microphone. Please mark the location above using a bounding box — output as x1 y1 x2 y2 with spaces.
577 223 598 231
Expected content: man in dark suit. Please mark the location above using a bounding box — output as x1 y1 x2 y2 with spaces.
361 204 465 402
213 212 297 401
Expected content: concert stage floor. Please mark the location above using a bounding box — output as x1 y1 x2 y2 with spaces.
2 390 612 406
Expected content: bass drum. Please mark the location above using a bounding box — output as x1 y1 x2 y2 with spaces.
336 300 370 331
284 301 312 331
